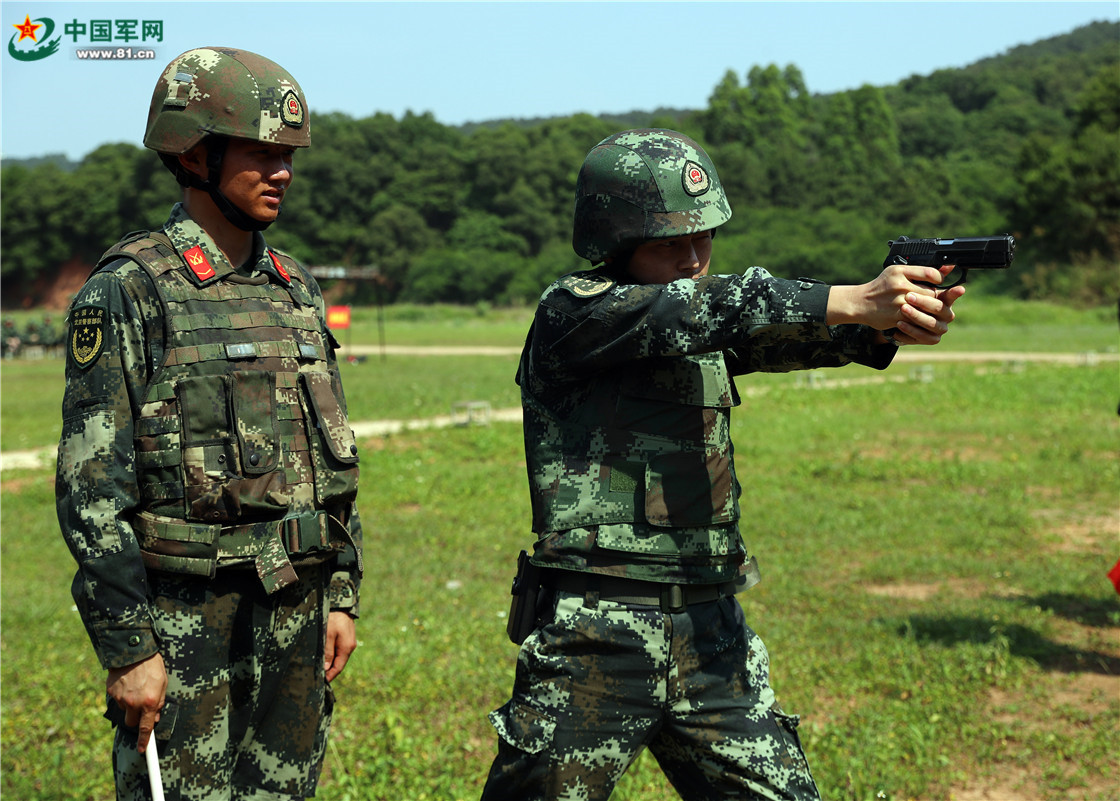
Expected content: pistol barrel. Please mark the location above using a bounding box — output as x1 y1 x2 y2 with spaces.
887 235 1015 268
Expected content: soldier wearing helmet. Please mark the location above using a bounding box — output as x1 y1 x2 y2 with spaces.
56 48 362 800
143 47 311 234
483 129 965 800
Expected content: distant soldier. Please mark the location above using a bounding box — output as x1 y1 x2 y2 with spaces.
2 318 19 358
24 317 41 344
56 47 363 800
483 129 965 800
41 314 63 357
23 317 43 358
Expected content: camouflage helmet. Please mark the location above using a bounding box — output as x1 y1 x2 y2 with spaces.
144 47 309 154
573 129 732 263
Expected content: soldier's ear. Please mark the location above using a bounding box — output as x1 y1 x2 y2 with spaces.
178 143 209 182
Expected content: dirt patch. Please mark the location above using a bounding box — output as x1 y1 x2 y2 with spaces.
864 582 944 601
1031 508 1118 554
947 767 1042 801
44 258 93 310
965 671 1120 801
8 257 93 311
1052 671 1120 708
862 573 1119 800
0 474 54 493
989 671 1119 723
810 568 1115 801
863 577 988 601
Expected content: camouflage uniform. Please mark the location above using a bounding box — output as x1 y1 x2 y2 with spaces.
483 130 896 800
57 48 360 801
57 204 362 800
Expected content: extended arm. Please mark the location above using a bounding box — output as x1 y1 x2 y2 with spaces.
827 263 966 345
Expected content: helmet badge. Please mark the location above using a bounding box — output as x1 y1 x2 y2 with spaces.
682 161 710 197
281 90 304 128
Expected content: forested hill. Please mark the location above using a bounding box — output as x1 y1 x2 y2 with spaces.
2 21 1116 309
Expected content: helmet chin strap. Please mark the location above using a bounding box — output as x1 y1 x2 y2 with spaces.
194 137 277 232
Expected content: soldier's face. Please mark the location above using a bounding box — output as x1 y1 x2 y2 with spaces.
218 139 297 224
625 231 713 285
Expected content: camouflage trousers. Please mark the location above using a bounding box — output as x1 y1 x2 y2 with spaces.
482 589 819 801
110 564 334 801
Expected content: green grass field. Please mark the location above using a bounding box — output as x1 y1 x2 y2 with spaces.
2 299 1117 800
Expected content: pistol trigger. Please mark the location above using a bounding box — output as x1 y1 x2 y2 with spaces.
938 268 968 290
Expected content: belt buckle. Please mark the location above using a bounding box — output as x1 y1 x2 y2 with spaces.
659 584 687 614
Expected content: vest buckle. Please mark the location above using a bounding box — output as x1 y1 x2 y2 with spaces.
660 584 687 614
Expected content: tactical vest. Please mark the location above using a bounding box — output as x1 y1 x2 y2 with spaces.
97 232 360 593
524 351 741 548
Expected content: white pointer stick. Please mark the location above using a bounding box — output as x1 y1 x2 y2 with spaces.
145 733 166 801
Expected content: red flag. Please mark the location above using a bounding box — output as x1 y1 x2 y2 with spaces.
326 306 351 330
1108 558 1120 595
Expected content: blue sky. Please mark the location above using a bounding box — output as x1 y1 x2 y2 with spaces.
2 1 1117 161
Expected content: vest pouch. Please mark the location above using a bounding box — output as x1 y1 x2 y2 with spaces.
177 375 241 523
134 511 220 577
300 371 359 506
134 412 184 504
619 353 739 409
230 371 280 476
612 356 738 445
192 472 291 523
644 447 737 528
593 520 741 557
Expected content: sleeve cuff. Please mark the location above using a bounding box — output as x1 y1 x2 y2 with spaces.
794 279 832 322
843 327 898 370
329 570 360 618
93 623 160 670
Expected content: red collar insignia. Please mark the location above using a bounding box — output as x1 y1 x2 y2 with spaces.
183 246 215 281
269 251 291 283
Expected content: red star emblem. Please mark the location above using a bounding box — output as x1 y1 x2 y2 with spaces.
12 15 41 43
269 251 291 283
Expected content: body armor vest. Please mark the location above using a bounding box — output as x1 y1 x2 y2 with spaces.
524 351 741 546
97 232 360 592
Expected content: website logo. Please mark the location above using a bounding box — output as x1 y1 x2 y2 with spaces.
7 14 165 62
8 14 61 61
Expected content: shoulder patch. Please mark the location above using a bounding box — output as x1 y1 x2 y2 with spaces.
69 305 106 370
559 273 615 298
268 248 305 285
183 246 216 282
269 251 292 283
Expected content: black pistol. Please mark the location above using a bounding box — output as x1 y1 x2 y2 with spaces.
884 234 1015 288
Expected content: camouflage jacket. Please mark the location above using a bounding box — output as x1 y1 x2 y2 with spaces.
56 204 363 669
518 266 895 585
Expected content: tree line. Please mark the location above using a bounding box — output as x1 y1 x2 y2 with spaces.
2 21 1116 309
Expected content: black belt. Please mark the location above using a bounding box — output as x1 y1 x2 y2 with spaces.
543 570 750 614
